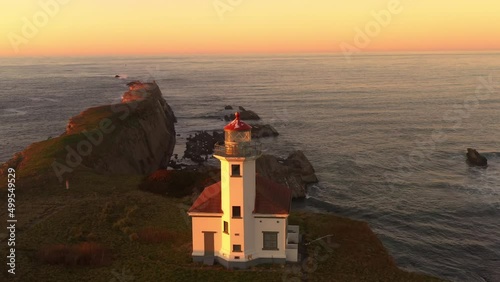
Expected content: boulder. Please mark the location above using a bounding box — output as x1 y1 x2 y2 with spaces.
224 105 233 110
285 150 319 183
250 124 279 138
224 110 260 121
466 148 488 167
256 151 318 198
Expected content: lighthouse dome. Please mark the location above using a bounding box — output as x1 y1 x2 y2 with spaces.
214 111 260 157
224 112 252 131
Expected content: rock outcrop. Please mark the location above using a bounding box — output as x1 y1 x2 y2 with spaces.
224 110 260 121
466 148 488 167
250 124 279 138
83 81 176 174
0 81 176 186
256 150 318 198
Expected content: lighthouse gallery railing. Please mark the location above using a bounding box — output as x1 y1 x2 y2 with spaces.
213 142 262 157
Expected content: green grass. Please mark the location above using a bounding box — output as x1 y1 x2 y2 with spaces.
288 212 444 281
0 168 446 281
65 105 119 134
1 170 287 281
0 101 148 192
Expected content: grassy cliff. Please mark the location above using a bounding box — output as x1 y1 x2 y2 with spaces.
0 82 176 191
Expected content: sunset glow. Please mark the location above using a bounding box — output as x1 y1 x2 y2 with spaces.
1 0 499 56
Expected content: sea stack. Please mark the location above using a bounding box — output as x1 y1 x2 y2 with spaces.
466 148 488 167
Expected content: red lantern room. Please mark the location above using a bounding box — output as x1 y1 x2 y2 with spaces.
214 112 260 157
224 112 252 141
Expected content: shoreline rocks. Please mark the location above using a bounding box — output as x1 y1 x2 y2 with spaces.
170 149 318 199
182 122 279 163
177 105 318 198
256 151 318 198
250 124 279 138
178 106 314 198
224 109 260 121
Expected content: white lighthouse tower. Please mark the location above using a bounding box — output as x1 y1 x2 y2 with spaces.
214 112 259 262
188 112 299 268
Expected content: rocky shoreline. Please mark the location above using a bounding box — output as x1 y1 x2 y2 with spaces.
172 105 317 198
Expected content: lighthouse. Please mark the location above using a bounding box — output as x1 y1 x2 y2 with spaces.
188 112 299 268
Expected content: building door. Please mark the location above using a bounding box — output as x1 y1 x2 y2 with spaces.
203 232 215 257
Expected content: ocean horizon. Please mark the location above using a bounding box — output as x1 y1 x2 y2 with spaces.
1 52 499 281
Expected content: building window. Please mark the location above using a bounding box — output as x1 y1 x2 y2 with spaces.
231 164 241 177
232 206 241 218
223 221 229 234
233 244 242 252
263 232 278 250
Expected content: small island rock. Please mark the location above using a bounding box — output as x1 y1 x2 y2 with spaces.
250 124 279 138
466 148 488 167
224 110 260 121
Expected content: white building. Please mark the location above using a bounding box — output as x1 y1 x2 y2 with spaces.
188 112 300 268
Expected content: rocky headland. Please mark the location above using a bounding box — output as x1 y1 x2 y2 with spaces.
0 81 176 186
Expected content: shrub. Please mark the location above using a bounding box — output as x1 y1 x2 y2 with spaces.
38 242 111 266
137 227 175 244
138 169 219 198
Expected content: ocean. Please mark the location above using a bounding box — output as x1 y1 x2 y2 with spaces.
0 53 499 281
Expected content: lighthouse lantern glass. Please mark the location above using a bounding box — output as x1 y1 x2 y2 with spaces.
225 130 251 143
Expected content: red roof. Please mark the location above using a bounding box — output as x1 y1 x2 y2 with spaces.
254 175 292 214
224 112 252 131
188 182 223 213
188 176 292 215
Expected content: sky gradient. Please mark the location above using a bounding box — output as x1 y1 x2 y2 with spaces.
1 0 499 56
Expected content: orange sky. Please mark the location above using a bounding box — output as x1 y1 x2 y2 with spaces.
1 0 499 56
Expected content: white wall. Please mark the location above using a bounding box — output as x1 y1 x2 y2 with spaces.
243 159 256 255
218 156 258 260
191 216 222 257
205 154 288 264
252 216 288 260
220 159 231 254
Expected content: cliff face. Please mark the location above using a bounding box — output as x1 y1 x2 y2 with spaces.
256 150 318 198
0 81 176 186
64 81 176 175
